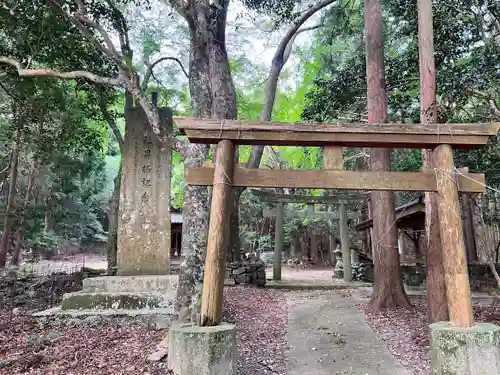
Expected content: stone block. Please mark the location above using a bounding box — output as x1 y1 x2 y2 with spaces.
168 322 236 375
430 321 500 375
82 275 178 293
61 292 173 310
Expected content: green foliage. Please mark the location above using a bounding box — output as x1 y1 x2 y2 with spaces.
240 0 304 26
300 0 500 188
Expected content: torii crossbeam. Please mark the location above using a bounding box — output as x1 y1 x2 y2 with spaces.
176 116 499 329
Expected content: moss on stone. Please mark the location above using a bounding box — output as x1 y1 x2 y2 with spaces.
61 292 163 310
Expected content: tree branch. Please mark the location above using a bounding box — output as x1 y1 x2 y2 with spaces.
142 56 189 90
245 0 337 170
283 24 324 63
274 0 337 67
167 0 195 25
470 89 500 118
46 0 168 145
99 98 124 154
0 57 122 86
47 0 126 70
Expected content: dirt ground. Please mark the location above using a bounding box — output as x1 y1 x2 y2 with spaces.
0 280 288 375
4 257 500 375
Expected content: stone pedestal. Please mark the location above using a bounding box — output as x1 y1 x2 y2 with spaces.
168 322 236 375
117 107 172 276
430 321 500 375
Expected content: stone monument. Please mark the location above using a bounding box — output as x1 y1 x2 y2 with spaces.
34 106 178 321
117 107 172 275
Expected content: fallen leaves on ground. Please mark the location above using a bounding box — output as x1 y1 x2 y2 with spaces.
0 277 288 375
360 296 500 375
0 311 167 375
223 286 288 375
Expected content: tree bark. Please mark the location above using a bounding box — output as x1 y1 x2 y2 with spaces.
461 192 478 262
229 197 241 261
206 3 239 260
489 261 500 287
175 13 211 321
273 202 284 280
0 139 20 268
340 202 352 281
174 1 237 323
434 144 473 328
12 159 37 267
417 0 449 323
200 140 235 326
106 161 121 274
101 94 125 275
365 0 411 309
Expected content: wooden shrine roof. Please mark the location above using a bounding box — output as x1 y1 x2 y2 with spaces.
354 196 426 231
174 117 500 150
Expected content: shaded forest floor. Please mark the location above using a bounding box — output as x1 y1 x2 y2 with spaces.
361 296 500 375
0 271 288 375
1 260 500 375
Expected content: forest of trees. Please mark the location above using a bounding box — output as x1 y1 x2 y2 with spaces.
0 0 499 317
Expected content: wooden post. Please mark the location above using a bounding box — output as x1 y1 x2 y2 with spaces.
324 146 344 272
433 144 473 328
398 230 405 258
459 167 478 262
200 140 235 326
273 202 284 280
339 201 352 281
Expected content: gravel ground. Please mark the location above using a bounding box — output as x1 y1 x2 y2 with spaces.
360 296 500 375
0 281 287 375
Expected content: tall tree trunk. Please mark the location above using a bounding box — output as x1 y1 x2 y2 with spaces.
230 198 241 261
106 161 121 274
0 139 20 268
417 0 449 323
462 193 478 262
100 94 125 275
12 159 37 267
365 0 411 309
175 25 211 322
174 1 236 323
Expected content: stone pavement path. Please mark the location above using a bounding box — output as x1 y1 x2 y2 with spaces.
286 291 412 375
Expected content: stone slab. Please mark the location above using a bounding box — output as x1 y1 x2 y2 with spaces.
430 322 500 375
33 306 176 317
33 306 176 328
117 107 172 276
61 291 175 310
82 275 178 293
168 322 236 375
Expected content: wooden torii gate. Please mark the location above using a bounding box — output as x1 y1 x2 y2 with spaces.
175 117 498 328
253 190 365 281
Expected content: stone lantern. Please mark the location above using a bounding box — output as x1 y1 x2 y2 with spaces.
333 245 344 279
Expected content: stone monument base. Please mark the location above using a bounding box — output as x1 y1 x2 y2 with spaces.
168 322 237 375
34 275 178 324
430 321 500 375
